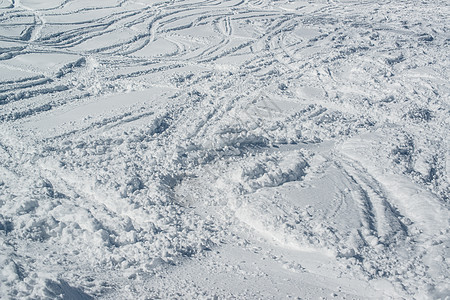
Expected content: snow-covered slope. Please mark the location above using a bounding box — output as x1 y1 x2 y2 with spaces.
0 0 449 298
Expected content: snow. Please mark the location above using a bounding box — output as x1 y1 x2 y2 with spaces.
0 0 449 299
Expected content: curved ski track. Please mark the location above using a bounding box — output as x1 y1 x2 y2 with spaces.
0 0 449 298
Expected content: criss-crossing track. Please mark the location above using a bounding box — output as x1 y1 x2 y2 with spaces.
0 0 449 298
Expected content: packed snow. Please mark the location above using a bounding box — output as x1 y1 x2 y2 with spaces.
0 0 449 298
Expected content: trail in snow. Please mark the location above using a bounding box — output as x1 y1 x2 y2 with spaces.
0 0 449 299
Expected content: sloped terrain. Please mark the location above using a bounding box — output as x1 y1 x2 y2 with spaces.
0 0 449 298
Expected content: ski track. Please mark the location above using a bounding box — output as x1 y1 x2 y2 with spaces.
0 0 449 298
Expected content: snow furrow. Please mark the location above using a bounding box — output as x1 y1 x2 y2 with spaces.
0 0 448 298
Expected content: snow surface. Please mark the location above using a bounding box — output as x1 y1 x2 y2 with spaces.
0 0 449 299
